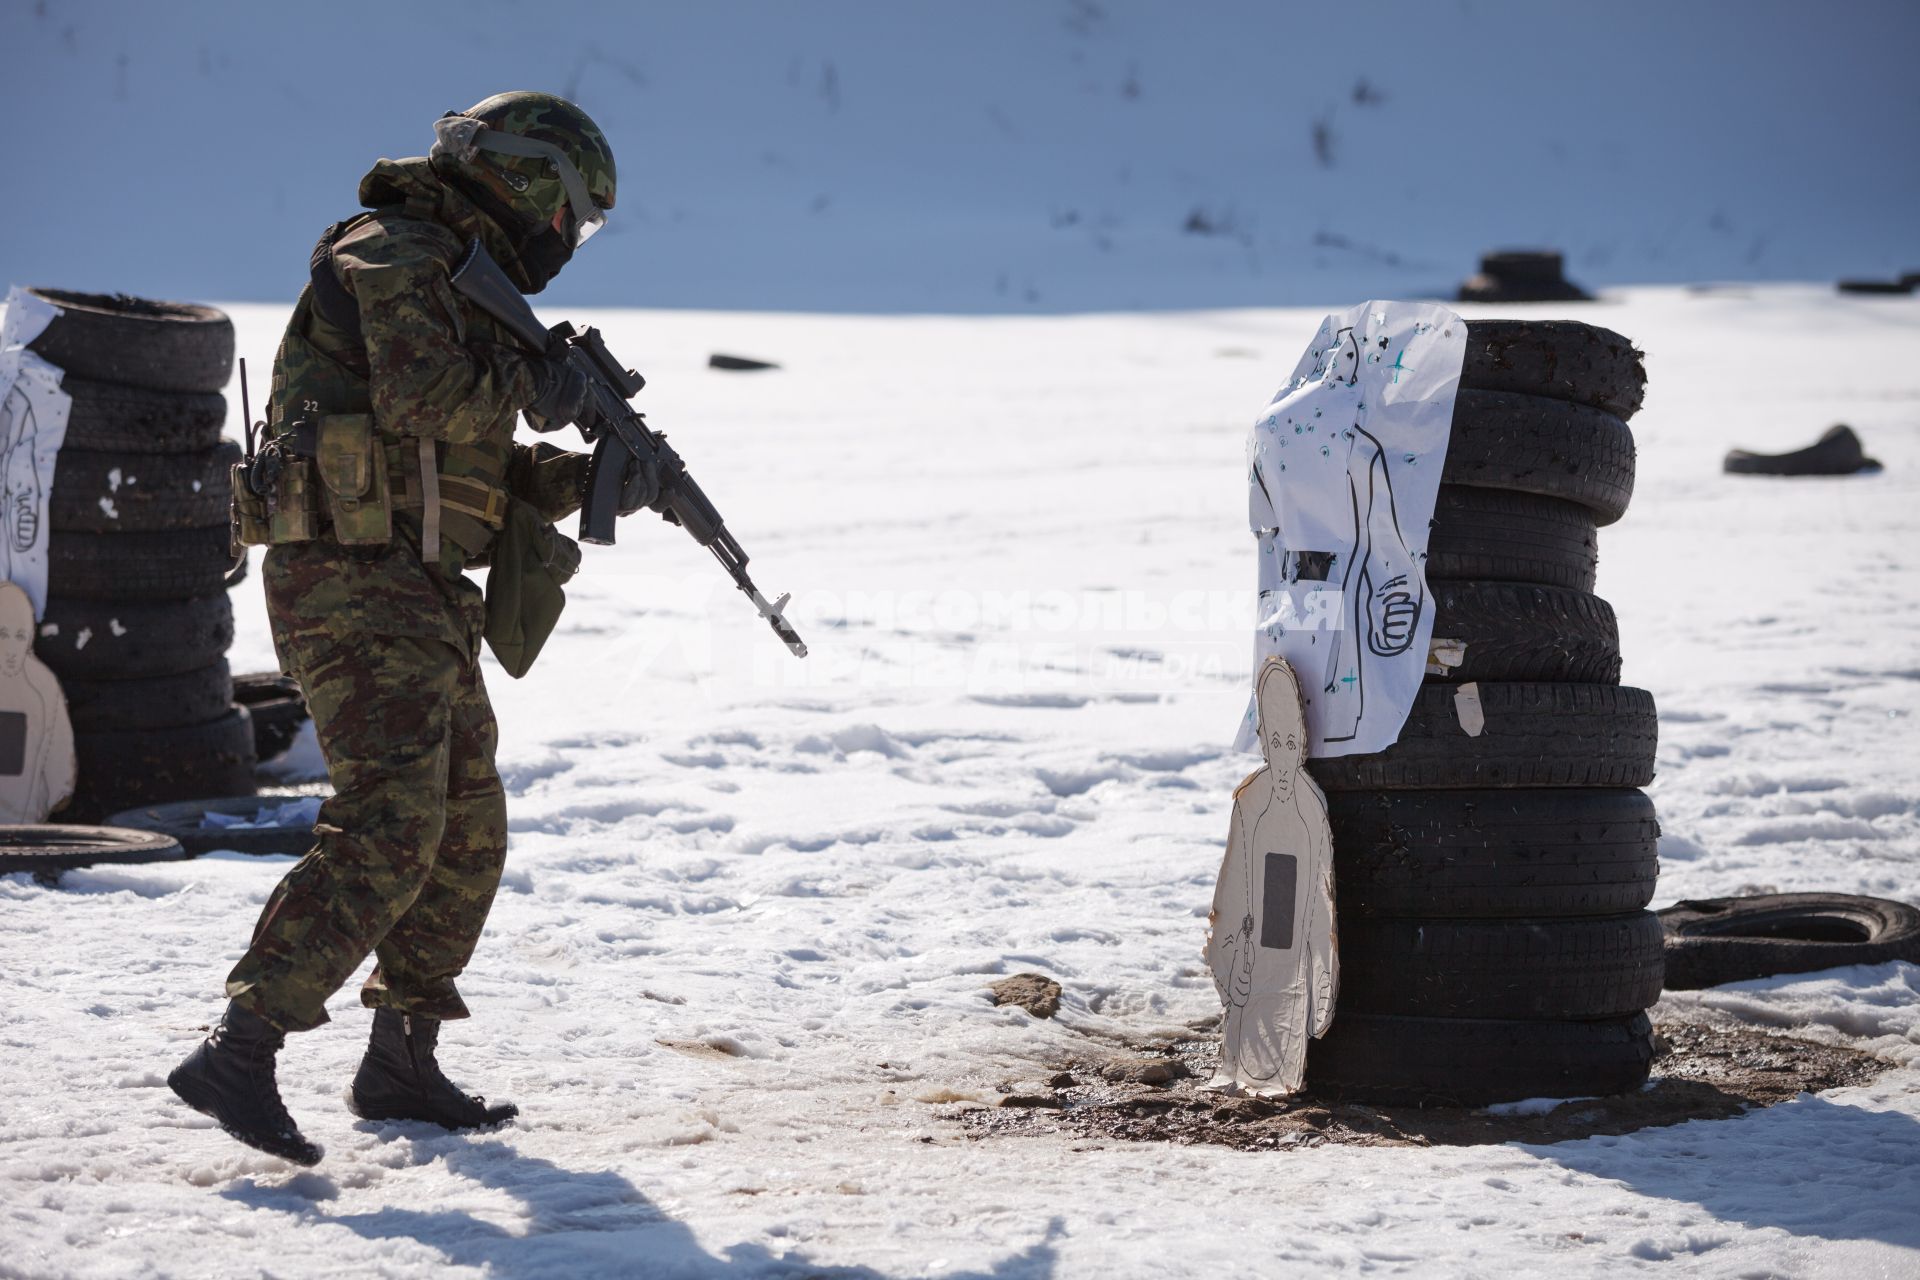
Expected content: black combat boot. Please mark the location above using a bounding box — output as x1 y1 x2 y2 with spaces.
349 1009 518 1129
168 1003 324 1166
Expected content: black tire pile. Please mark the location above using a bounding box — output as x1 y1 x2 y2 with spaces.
1457 250 1592 303
1304 318 1661 1107
25 289 257 819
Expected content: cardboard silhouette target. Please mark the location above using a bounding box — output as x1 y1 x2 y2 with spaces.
0 580 75 821
1206 656 1337 1095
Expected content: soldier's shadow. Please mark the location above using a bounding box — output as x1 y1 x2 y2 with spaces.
220 1128 1061 1278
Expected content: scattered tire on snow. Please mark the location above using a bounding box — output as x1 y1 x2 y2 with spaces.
1425 486 1599 592
1306 1011 1656 1107
1461 319 1646 419
1306 682 1658 791
58 660 234 734
1326 788 1659 918
1335 911 1666 1019
708 353 780 371
1457 251 1593 305
33 592 235 681
1442 389 1635 524
1659 893 1920 989
232 672 309 763
49 441 240 533
106 792 323 858
24 288 235 394
1427 582 1621 684
1723 424 1882 477
56 378 229 455
67 707 257 820
0 825 189 877
46 526 236 601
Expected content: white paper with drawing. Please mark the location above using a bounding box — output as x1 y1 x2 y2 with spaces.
1232 300 1465 758
0 289 72 618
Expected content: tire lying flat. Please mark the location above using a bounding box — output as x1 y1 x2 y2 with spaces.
47 527 236 601
1659 893 1920 989
1442 389 1635 525
1307 682 1658 791
57 378 229 455
107 792 324 858
1461 319 1646 420
34 592 235 681
1427 581 1621 684
1335 911 1666 1019
0 825 189 876
49 442 240 533
25 288 234 395
1426 486 1599 592
1327 788 1659 918
1307 1011 1655 1106
59 660 234 733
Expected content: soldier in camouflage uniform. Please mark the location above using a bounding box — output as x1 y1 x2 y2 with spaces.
169 93 644 1166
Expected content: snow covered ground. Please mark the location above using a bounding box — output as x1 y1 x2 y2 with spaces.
3 286 1918 1277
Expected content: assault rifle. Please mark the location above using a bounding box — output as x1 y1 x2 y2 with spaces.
450 239 807 658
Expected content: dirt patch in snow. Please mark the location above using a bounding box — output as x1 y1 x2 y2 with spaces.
957 1017 1893 1150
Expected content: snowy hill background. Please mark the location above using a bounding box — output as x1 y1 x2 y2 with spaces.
3 0 1916 311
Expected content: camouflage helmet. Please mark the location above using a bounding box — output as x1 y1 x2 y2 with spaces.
430 91 616 247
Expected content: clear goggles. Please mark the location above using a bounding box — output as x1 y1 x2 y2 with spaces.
432 115 608 249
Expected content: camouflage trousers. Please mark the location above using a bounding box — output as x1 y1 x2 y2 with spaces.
225 542 508 1033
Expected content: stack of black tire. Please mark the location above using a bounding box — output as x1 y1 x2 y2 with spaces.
26 289 257 820
1304 319 1662 1107
1457 250 1592 303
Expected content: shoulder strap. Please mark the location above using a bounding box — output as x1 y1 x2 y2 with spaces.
307 215 373 347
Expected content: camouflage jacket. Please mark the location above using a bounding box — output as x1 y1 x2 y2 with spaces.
264 157 588 656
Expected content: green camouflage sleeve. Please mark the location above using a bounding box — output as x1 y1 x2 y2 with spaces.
505 442 591 522
337 231 542 444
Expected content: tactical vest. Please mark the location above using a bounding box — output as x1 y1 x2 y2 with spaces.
261 203 516 568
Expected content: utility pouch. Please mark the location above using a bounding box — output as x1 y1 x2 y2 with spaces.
270 456 321 543
483 498 581 678
231 440 321 546
230 460 271 550
314 413 391 545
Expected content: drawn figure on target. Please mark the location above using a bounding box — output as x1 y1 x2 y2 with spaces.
1206 656 1337 1095
0 382 46 584
0 580 75 822
1315 327 1423 743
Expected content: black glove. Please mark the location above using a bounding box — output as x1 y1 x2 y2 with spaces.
618 453 663 516
527 356 590 428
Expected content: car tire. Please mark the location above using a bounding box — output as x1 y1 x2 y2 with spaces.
1427 581 1621 685
58 660 234 734
0 824 190 877
24 288 234 394
106 791 324 858
50 441 239 533
1306 1011 1655 1106
34 592 235 681
56 378 229 455
46 527 236 601
1461 319 1646 420
1443 389 1635 525
232 672 309 763
1336 911 1666 1019
1327 788 1660 918
1426 487 1599 592
67 707 257 820
1307 682 1658 791
1659 893 1920 989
